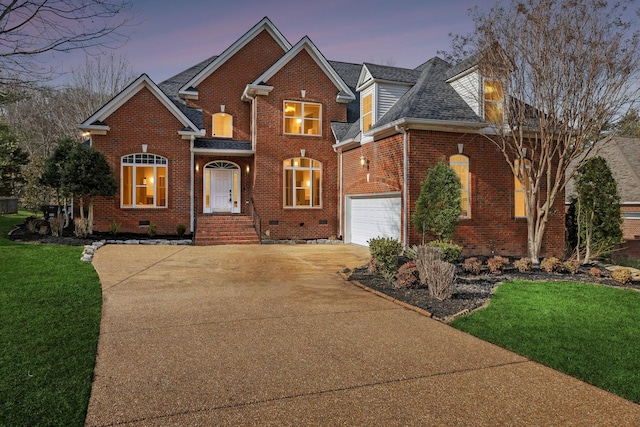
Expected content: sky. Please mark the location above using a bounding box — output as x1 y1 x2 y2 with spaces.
55 0 481 84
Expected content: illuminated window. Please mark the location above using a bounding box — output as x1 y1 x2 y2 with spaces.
514 158 531 217
121 154 168 208
284 101 321 135
284 157 322 208
484 80 504 122
362 93 373 132
212 112 232 138
450 154 470 218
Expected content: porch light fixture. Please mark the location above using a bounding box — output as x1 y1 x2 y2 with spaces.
195 163 199 172
245 164 250 174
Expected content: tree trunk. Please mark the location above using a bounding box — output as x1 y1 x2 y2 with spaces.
88 197 94 235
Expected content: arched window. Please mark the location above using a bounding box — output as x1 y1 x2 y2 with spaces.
514 158 531 217
450 154 470 218
283 157 322 208
121 154 168 208
212 112 232 138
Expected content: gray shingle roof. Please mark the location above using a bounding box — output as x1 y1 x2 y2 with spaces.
331 120 360 142
194 139 252 151
566 137 640 203
373 57 482 128
363 63 421 85
329 60 361 123
159 55 218 101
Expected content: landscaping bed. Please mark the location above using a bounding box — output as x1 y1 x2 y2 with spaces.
346 263 638 322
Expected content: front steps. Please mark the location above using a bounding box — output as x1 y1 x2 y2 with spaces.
195 215 260 245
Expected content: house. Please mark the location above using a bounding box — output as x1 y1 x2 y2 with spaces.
566 136 640 259
79 17 565 257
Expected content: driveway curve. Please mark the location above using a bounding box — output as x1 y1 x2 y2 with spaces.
86 244 640 426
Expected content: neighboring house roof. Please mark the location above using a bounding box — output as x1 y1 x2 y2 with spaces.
566 136 640 204
372 57 483 130
178 17 291 98
79 74 204 136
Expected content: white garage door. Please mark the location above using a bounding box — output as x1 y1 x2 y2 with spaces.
347 195 401 246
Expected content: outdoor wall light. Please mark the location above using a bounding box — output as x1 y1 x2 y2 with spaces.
360 155 370 170
195 163 199 172
245 164 250 174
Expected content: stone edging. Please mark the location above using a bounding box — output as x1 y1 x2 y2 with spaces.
81 239 193 263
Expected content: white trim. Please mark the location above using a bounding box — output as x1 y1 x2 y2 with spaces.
178 17 291 98
250 36 355 103
190 147 254 157
203 161 241 214
79 74 203 135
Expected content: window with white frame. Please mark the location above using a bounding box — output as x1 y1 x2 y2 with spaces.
284 157 322 208
450 154 470 218
362 92 373 132
514 158 531 217
212 112 232 138
284 101 321 135
484 79 504 122
121 154 168 208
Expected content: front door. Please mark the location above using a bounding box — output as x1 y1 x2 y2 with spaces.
212 169 233 212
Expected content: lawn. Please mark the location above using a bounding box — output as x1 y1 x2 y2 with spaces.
451 280 640 403
0 212 102 427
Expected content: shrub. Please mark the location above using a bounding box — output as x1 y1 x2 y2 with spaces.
109 220 121 235
50 216 65 237
25 216 38 233
426 260 457 300
561 259 580 274
74 217 89 238
147 223 158 237
176 223 187 237
404 244 420 261
589 267 602 278
426 240 462 263
612 268 632 284
368 237 402 283
487 256 510 274
541 257 561 273
395 261 420 289
463 257 482 275
514 257 532 273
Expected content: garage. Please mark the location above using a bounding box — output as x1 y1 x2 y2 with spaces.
346 194 401 246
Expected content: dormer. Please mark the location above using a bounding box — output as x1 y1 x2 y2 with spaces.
356 64 419 134
446 52 505 124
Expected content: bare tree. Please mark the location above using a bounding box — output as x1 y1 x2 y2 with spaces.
445 0 640 263
0 0 134 89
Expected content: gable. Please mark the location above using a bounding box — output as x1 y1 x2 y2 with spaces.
178 17 291 99
79 74 203 137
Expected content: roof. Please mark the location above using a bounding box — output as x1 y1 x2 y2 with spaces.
566 136 640 204
158 55 218 102
373 57 482 129
194 139 252 151
328 60 361 122
362 63 421 85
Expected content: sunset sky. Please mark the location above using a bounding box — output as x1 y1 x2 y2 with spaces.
56 0 481 83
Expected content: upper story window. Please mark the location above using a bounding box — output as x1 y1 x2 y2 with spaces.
450 154 470 218
514 158 531 218
212 112 232 138
121 154 168 208
362 93 373 132
484 80 504 122
284 157 322 208
284 101 321 136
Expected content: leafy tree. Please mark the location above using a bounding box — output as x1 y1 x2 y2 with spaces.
615 109 640 137
445 0 640 263
0 123 29 196
574 157 623 263
41 138 78 225
412 160 461 242
52 143 117 234
21 156 54 216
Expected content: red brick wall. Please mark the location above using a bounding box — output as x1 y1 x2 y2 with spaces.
186 30 286 140
90 86 192 236
251 48 347 240
621 205 640 240
341 130 565 258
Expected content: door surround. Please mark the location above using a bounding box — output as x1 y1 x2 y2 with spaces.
203 161 241 213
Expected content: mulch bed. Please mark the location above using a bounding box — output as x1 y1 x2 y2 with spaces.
346 264 639 322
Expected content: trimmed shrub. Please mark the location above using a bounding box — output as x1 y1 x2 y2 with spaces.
488 256 510 274
561 259 580 275
589 267 602 278
514 257 532 273
395 261 420 289
612 268 632 284
541 257 561 273
463 257 482 275
368 237 402 283
50 216 64 237
109 220 121 235
176 223 187 237
426 240 462 263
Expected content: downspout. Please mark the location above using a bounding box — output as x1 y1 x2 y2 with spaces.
395 125 408 248
338 150 343 239
245 93 257 188
190 135 195 233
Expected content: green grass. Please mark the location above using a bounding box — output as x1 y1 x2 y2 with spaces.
0 212 102 426
452 280 640 403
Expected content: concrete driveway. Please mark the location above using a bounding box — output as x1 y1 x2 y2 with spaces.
86 244 640 426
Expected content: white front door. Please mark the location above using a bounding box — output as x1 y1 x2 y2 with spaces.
211 170 233 212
